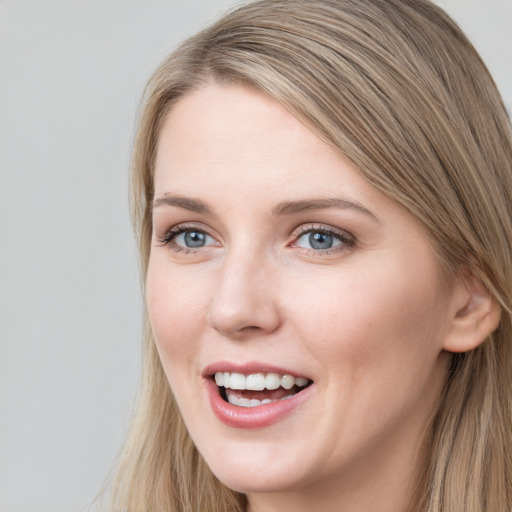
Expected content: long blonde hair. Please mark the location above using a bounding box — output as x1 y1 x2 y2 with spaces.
110 1 512 510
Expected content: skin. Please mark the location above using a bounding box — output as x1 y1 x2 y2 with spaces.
147 84 468 512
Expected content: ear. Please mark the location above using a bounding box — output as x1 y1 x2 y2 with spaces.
443 270 501 353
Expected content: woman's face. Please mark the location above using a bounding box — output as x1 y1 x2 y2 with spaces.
148 85 455 504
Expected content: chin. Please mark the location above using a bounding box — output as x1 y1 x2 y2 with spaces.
198 440 316 495
211 465 306 495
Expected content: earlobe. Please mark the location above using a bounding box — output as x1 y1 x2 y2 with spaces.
443 271 501 353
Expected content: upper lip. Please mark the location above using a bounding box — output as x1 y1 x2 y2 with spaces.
202 361 312 380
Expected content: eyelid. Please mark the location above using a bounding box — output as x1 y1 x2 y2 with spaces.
291 223 353 239
289 223 355 254
156 222 220 251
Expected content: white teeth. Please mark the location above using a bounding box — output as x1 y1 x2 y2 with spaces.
281 375 295 390
215 371 310 391
246 373 265 390
265 373 281 390
227 394 255 407
295 377 308 387
226 392 296 407
229 372 246 390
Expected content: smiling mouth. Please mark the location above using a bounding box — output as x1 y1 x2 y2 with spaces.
213 372 312 408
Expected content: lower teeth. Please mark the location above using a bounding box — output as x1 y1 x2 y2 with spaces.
225 392 295 408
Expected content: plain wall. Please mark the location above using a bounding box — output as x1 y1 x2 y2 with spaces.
1 1 510 511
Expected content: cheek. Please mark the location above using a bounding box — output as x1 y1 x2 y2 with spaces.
146 261 207 366
284 260 448 379
282 261 450 447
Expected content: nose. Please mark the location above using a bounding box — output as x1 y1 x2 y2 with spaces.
206 251 281 339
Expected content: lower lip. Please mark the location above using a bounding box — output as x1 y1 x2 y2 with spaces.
205 378 314 429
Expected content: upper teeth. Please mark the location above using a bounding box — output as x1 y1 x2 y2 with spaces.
214 372 309 390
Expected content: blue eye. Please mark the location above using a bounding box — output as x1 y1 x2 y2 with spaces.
295 229 347 251
173 230 215 248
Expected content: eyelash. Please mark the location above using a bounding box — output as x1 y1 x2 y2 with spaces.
157 223 355 255
291 224 355 255
157 223 212 254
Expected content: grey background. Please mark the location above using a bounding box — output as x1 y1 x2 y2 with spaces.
0 1 510 511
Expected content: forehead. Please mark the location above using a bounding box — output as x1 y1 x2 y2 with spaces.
153 85 375 204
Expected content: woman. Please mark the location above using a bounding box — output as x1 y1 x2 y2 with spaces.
109 0 512 510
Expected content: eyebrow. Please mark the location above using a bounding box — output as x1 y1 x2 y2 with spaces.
272 197 379 221
152 194 378 222
152 194 212 215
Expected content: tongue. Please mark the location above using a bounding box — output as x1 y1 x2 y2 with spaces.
225 386 299 401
